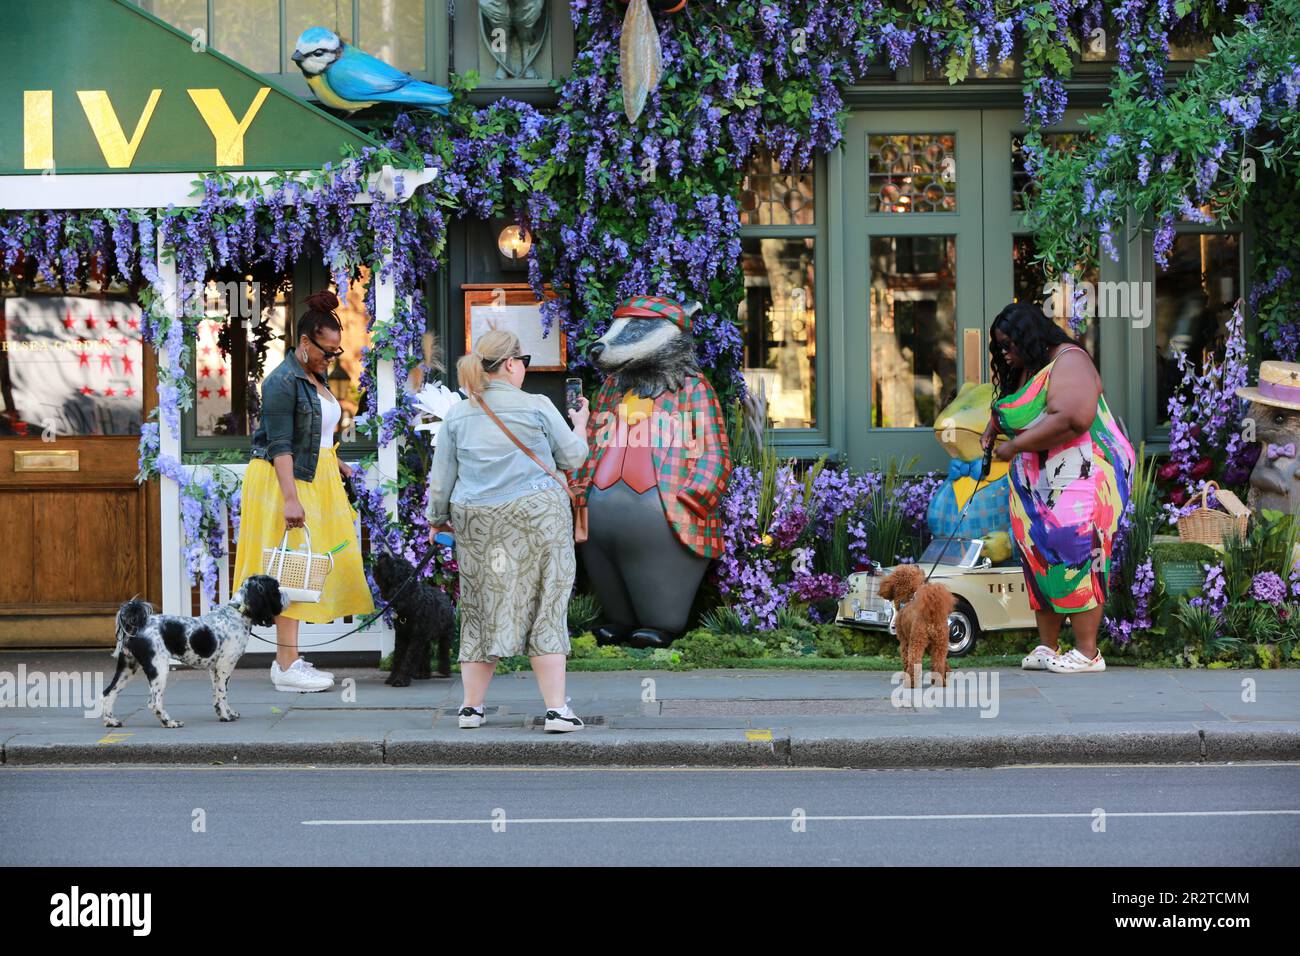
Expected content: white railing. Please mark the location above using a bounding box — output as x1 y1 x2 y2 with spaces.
163 461 393 656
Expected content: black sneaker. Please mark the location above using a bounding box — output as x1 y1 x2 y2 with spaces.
457 706 486 729
544 709 584 733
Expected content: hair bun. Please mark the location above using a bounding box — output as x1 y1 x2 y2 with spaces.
305 290 339 313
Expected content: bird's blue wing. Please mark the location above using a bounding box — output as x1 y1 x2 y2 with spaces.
328 45 453 111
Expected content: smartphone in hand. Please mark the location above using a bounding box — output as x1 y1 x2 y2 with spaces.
565 377 583 412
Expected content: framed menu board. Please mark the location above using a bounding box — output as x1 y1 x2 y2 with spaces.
462 284 566 372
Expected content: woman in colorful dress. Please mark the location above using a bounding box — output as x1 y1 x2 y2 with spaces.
981 302 1135 674
233 290 375 692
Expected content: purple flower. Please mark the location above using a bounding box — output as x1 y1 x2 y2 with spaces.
1250 571 1286 604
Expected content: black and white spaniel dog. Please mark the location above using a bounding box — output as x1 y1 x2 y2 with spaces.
102 575 285 728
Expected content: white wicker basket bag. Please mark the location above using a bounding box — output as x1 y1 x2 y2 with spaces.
262 525 334 603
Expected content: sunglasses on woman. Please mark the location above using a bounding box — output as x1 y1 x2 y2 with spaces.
484 353 532 371
308 333 345 360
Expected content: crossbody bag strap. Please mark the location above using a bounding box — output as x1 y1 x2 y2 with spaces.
478 396 577 505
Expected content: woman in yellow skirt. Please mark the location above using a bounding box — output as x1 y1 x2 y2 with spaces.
232 290 375 692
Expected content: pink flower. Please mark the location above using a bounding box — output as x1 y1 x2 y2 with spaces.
1158 462 1181 483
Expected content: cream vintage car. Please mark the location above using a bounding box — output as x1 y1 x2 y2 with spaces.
836 537 1035 656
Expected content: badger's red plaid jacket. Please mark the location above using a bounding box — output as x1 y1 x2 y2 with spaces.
572 375 732 559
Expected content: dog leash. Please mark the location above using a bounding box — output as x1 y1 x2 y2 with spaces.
250 543 443 650
924 441 996 584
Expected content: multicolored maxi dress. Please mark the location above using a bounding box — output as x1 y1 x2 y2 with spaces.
994 346 1136 615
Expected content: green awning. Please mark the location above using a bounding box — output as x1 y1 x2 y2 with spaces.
0 0 379 176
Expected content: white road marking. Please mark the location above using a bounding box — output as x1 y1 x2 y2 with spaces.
303 809 1300 826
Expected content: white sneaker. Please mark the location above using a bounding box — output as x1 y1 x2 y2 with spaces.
457 706 486 729
298 659 335 681
1046 648 1106 673
271 659 334 692
1021 645 1060 670
544 699 584 733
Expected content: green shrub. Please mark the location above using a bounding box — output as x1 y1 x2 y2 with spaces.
840 628 890 656
673 629 766 668
567 592 601 636
812 626 846 658
699 606 748 635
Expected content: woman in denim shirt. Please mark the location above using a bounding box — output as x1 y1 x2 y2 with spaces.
233 291 374 692
427 330 590 732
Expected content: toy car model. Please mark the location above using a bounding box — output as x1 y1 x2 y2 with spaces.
836 537 1035 656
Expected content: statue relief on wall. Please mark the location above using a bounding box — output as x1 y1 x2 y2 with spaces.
478 0 549 79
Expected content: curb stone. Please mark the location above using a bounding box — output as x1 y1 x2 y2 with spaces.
2 728 1298 767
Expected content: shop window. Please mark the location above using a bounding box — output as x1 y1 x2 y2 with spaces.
924 53 1017 81
145 0 206 37
738 148 822 433
869 134 957 213
1011 131 1088 212
1012 234 1100 357
1154 232 1241 427
0 268 145 438
137 0 427 76
739 146 814 227
192 277 289 438
213 0 281 73
740 238 816 429
185 267 374 452
869 235 957 428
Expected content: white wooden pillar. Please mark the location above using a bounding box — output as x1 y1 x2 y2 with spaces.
156 235 188 616
371 269 400 657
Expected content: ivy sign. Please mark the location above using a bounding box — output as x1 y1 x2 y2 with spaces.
0 0 375 176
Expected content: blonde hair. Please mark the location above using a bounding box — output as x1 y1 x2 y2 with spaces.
457 329 522 398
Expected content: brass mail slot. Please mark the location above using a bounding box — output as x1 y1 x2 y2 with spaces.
13 449 80 472
962 328 984 384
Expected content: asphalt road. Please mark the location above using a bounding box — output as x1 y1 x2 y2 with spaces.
2 763 1297 866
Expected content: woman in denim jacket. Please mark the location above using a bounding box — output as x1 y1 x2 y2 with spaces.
427 330 590 731
232 291 374 692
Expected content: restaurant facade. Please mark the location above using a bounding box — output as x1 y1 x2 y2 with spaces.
0 0 1251 650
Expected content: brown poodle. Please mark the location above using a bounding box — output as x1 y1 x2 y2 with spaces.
876 564 955 688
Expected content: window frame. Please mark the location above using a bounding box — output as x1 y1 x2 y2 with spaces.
180 257 378 459
1137 212 1252 448
737 151 831 457
134 0 440 95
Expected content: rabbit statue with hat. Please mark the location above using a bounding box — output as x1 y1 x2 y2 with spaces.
1236 360 1300 515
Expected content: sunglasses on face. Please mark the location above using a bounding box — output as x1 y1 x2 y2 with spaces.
485 353 531 371
307 333 345 360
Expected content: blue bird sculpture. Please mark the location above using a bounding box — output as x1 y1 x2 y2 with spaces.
291 27 452 114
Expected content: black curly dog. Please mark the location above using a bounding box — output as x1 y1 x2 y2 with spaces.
371 552 454 685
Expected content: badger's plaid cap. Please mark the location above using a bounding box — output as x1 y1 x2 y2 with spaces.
613 295 691 333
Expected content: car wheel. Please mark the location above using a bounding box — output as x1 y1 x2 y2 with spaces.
948 599 980 657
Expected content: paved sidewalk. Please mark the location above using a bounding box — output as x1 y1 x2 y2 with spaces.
1 651 1298 767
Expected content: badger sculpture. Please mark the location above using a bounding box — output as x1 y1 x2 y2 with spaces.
571 295 733 647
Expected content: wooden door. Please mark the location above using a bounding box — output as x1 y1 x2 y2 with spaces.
0 282 159 647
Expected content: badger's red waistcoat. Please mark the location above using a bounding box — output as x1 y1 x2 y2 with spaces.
573 375 732 559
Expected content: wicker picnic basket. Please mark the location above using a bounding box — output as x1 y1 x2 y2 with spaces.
261 525 333 603
1176 481 1250 548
